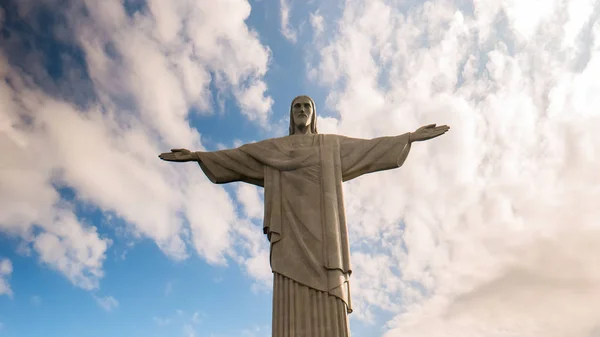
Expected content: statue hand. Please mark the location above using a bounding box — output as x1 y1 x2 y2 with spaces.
409 124 450 142
158 148 196 162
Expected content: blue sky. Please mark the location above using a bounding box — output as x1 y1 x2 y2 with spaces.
0 1 374 336
1 0 600 336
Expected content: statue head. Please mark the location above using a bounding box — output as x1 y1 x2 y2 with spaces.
289 95 318 135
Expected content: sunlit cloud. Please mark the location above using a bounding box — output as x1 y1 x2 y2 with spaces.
309 0 600 335
0 0 272 291
280 0 297 43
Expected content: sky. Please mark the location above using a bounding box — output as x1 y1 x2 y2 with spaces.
0 0 599 336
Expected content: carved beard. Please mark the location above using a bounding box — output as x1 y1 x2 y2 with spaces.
288 96 318 135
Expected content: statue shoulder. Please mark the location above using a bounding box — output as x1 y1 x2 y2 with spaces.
239 136 289 153
320 133 345 144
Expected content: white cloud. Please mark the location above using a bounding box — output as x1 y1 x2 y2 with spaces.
235 184 264 220
0 0 273 292
230 218 272 293
153 309 202 330
33 211 109 290
3 1 598 336
241 324 270 337
183 324 196 337
0 258 12 297
280 0 297 43
191 311 205 324
310 11 325 37
94 295 119 312
310 0 600 335
0 259 12 276
184 177 238 265
232 182 271 292
235 80 274 125
153 316 172 326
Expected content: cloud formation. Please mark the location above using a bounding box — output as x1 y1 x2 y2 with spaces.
0 0 272 291
2 0 599 335
0 258 12 297
94 295 119 312
279 0 297 43
310 0 600 335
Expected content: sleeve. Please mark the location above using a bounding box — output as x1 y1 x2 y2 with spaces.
340 133 412 182
195 146 264 187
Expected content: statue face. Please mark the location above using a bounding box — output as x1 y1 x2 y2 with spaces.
291 96 314 129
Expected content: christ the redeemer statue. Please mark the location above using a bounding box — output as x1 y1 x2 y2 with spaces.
159 96 450 337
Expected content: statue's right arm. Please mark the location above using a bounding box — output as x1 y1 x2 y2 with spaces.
192 151 202 162
158 148 197 162
194 148 265 187
160 147 264 187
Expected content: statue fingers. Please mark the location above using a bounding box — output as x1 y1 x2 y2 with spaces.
433 130 449 137
422 130 445 139
431 126 449 134
159 153 173 160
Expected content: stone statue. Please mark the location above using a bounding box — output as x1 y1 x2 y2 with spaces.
159 95 450 337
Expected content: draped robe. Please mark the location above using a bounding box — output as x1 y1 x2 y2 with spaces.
196 133 412 336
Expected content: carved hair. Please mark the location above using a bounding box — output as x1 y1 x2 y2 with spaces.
289 95 318 135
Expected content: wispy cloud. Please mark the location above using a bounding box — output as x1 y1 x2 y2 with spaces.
183 323 196 337
153 316 171 326
0 258 13 297
3 0 598 336
165 281 174 296
0 0 273 293
235 185 264 220
94 295 119 312
191 311 205 324
280 0 297 43
310 0 600 335
309 10 324 37
30 295 42 306
241 324 270 337
153 309 202 329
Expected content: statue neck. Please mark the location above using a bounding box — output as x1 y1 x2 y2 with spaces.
293 125 313 135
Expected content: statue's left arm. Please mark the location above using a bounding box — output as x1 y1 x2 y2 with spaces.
339 124 449 181
339 133 412 182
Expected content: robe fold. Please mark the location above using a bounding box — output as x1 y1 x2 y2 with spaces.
196 133 411 334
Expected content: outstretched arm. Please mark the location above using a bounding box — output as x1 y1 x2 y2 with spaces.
340 124 449 181
340 133 412 181
159 147 264 187
408 124 450 143
159 148 197 162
